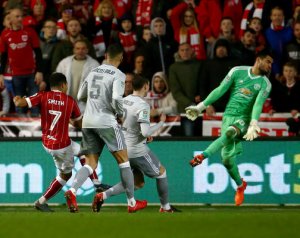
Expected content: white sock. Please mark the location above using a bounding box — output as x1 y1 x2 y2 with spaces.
162 203 171 210
38 196 46 204
127 197 136 207
93 179 101 185
70 188 76 195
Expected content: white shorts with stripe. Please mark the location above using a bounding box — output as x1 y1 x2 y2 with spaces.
43 140 80 174
129 151 161 178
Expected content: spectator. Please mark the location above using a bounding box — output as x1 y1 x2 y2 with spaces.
0 86 10 116
2 11 15 100
28 0 47 32
0 7 44 117
199 39 239 115
218 17 237 44
168 42 203 136
56 40 100 113
56 4 74 40
265 6 293 80
145 71 177 119
92 0 118 62
231 28 256 65
52 18 96 72
144 17 178 77
248 17 266 53
39 19 59 90
124 72 134 97
195 0 222 59
284 21 300 71
223 0 243 40
270 61 300 114
240 0 266 37
117 13 137 72
133 0 178 40
169 0 206 60
132 53 150 80
93 0 132 20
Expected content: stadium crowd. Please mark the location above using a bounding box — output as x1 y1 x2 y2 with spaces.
0 0 300 136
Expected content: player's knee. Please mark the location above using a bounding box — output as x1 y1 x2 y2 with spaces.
159 166 166 176
225 126 238 139
222 158 233 169
135 181 145 189
60 172 72 181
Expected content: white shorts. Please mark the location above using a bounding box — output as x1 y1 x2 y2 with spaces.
43 140 80 174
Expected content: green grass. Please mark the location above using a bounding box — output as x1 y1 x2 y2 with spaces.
1 205 300 238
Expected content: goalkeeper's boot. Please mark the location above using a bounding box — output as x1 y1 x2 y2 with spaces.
235 179 247 206
128 200 148 213
34 201 54 212
95 183 112 193
92 192 104 212
64 190 79 213
159 205 182 213
190 154 205 167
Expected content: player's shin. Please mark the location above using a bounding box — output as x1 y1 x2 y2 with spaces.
156 171 171 210
119 161 136 206
42 176 66 202
71 164 94 193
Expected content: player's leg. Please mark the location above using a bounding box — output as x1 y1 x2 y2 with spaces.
35 145 74 212
92 169 145 212
65 130 104 212
221 119 248 206
102 126 147 212
190 117 244 167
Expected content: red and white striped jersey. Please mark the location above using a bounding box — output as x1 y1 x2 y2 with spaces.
26 90 82 150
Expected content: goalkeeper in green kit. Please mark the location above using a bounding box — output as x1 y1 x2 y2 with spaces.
185 50 273 206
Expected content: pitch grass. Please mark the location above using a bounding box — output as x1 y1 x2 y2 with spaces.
1 205 300 238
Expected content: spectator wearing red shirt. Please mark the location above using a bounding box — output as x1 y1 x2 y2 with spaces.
195 0 222 59
0 8 43 117
169 0 206 60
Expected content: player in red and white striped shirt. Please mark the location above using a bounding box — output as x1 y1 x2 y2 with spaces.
13 73 109 212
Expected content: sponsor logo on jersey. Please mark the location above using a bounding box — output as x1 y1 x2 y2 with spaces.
240 88 251 96
21 35 28 41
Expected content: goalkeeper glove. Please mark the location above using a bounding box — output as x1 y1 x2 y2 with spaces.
243 119 261 141
185 102 207 121
190 154 205 167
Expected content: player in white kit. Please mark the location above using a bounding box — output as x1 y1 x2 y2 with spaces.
64 44 147 213
92 75 180 212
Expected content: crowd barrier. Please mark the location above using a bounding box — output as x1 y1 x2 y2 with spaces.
0 138 299 205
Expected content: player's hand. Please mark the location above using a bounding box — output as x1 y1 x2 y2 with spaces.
185 102 206 121
146 136 153 143
243 119 261 141
160 113 166 122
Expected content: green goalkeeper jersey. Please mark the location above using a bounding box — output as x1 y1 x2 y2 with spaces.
203 66 272 121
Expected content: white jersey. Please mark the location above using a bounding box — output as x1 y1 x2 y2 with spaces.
77 64 125 128
122 95 150 158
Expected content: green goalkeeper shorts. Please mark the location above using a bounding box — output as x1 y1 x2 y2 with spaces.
220 116 250 159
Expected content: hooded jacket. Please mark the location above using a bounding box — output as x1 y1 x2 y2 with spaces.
145 72 177 115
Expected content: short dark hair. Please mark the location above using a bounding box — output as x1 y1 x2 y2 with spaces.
132 74 148 91
106 44 124 59
255 48 274 59
49 72 67 87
